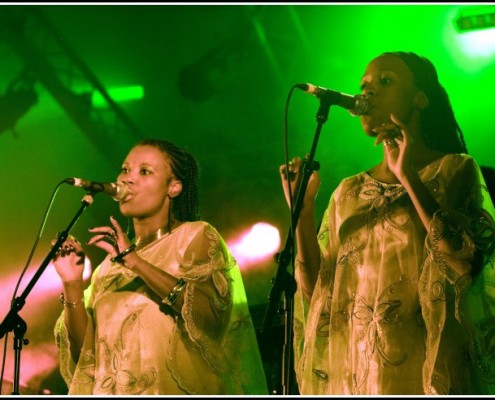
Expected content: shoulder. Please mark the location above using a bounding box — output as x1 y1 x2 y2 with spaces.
331 171 368 199
421 153 479 178
339 171 367 187
178 221 233 262
439 153 481 177
442 153 476 165
176 220 223 240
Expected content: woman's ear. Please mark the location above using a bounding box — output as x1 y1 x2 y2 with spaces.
168 179 183 198
414 91 429 110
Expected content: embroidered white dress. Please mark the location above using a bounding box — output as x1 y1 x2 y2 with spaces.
54 221 268 395
293 153 495 395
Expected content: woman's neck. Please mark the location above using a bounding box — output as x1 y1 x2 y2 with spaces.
132 218 181 249
372 145 446 184
133 217 175 239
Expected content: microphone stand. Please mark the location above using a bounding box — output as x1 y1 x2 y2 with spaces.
0 193 94 395
260 96 332 395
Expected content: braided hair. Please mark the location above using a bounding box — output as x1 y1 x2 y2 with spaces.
384 51 468 154
135 138 200 222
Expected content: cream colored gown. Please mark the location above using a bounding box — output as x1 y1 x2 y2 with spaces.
293 153 495 395
55 221 268 395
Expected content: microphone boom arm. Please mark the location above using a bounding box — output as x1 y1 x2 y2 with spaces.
0 193 94 394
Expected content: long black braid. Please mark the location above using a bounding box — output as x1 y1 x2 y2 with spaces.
384 51 468 154
135 138 200 222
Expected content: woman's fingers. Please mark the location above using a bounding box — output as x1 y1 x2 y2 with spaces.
109 216 124 236
280 157 304 181
87 217 131 258
52 235 82 259
280 155 321 209
87 221 118 245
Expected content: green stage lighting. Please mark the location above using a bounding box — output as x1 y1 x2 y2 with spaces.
92 85 144 108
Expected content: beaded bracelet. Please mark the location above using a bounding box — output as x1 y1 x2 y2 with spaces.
110 243 136 263
60 293 84 308
162 278 187 307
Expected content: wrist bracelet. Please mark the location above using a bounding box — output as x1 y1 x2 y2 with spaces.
111 243 136 263
60 293 84 308
162 278 187 307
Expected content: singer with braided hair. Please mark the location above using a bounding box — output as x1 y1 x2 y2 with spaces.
280 51 495 395
52 138 268 395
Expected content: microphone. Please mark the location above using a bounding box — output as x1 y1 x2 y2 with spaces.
296 83 369 116
64 178 129 201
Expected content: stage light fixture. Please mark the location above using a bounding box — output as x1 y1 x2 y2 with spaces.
454 6 495 33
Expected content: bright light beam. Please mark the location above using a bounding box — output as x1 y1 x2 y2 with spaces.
92 85 144 108
228 222 281 271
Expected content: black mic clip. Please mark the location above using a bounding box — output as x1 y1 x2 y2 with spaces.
301 158 320 173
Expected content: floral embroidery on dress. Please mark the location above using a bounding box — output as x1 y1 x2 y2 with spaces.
66 350 96 385
351 278 414 391
359 179 408 230
181 227 231 301
95 262 136 294
229 312 253 333
328 296 353 334
336 239 365 270
313 369 328 381
71 350 97 386
96 304 157 394
359 180 406 211
430 280 446 303
353 296 406 363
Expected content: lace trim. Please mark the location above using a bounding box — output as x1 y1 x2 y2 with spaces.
168 225 233 392
429 204 495 283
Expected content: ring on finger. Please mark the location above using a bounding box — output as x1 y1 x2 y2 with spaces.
107 232 117 245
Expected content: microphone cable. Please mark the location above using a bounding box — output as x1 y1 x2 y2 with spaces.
0 179 66 394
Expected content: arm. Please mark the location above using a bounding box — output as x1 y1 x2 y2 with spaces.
91 219 232 334
376 114 491 280
121 248 228 331
52 236 88 362
280 157 322 301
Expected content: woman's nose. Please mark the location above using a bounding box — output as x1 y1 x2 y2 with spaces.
363 86 376 98
119 174 134 185
121 177 133 185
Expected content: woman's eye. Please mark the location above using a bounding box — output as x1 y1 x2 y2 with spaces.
380 77 391 85
140 169 151 175
120 167 129 174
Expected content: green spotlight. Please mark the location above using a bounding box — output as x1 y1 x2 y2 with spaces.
92 85 144 108
454 6 495 33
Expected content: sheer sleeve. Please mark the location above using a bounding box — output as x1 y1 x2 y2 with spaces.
426 155 495 283
293 188 340 388
169 222 268 394
53 272 97 388
179 222 234 339
420 154 495 393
